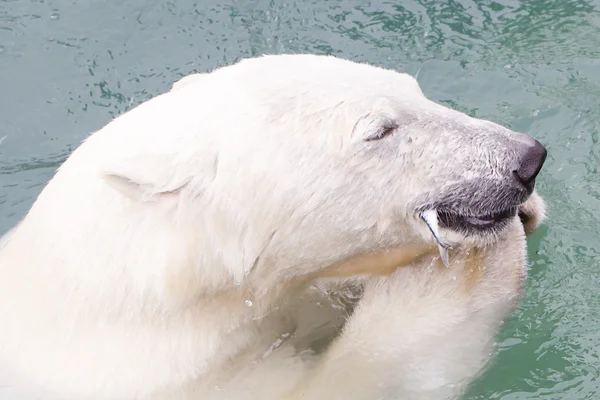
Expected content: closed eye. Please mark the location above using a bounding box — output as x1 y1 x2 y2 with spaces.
364 123 398 141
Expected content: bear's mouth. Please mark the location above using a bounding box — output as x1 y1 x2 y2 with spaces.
437 206 518 232
419 206 519 266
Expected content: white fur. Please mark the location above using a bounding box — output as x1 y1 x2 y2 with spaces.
0 54 546 400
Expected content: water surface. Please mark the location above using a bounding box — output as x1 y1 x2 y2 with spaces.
1 0 599 398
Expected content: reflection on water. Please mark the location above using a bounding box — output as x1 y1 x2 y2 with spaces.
1 0 600 398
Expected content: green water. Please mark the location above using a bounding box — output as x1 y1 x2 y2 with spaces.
1 0 599 398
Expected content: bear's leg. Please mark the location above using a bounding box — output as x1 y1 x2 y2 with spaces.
287 251 520 400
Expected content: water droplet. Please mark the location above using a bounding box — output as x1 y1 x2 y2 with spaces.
50 12 60 20
452 276 457 281
245 300 253 307
0 45 5 54
214 385 221 391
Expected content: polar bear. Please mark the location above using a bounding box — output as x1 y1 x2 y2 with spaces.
0 54 547 400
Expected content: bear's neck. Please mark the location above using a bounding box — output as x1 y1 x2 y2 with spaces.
0 213 290 399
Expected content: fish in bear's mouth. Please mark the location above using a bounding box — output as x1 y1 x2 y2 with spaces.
416 177 536 266
419 205 520 266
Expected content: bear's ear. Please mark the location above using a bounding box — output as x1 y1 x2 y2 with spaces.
102 172 188 202
102 173 186 202
101 155 193 202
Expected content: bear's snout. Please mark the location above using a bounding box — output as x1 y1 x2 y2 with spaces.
512 138 547 194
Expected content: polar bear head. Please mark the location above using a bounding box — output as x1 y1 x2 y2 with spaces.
168 55 546 282
13 54 547 300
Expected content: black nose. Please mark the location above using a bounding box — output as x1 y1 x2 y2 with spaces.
514 139 547 192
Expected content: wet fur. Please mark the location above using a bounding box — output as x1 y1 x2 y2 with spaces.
0 54 546 400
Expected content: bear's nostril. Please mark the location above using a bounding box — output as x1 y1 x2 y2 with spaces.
513 139 547 192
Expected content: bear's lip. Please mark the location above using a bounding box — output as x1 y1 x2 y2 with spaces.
418 205 519 266
437 206 519 231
